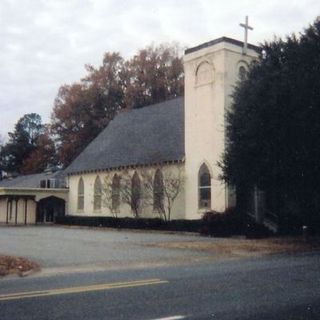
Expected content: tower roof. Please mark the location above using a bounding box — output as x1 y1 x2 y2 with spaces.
185 36 261 55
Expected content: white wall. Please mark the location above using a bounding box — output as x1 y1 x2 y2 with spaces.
67 163 186 220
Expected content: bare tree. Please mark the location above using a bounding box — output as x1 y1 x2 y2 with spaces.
141 165 184 221
118 170 143 218
102 170 143 218
102 175 120 218
102 166 184 220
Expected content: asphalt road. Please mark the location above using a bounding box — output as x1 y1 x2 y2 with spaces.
1 252 320 320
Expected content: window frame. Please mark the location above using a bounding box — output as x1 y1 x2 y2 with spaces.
131 171 141 213
93 176 102 211
77 177 85 211
198 164 211 209
111 174 121 213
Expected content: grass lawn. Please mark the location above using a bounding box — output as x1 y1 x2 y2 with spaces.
145 236 320 258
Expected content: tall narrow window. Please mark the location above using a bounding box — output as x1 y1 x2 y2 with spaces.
112 174 120 212
153 169 164 212
199 164 211 209
93 176 102 210
238 66 247 81
78 177 84 210
131 171 141 215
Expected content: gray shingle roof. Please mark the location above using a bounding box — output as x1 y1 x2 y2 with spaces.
0 170 66 188
65 97 185 175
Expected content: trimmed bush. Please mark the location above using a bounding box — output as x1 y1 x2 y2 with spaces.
200 208 276 238
200 208 246 237
55 215 201 233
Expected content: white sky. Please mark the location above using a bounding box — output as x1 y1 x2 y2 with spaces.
0 0 318 139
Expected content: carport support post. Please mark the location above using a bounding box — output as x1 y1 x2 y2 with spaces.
24 198 28 225
6 198 9 224
15 198 18 225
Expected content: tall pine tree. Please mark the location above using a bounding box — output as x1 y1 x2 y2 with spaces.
221 18 320 231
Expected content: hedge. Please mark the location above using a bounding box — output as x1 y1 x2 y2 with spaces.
55 215 202 233
56 210 274 237
199 208 273 238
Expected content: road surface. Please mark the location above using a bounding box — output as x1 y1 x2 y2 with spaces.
1 251 319 319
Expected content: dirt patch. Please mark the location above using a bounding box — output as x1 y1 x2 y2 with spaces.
0 255 40 277
145 237 320 258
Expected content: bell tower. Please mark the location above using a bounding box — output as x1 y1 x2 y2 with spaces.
183 37 259 219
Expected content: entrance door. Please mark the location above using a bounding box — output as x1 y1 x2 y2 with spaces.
37 196 65 224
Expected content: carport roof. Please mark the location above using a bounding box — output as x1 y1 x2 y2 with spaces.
0 170 65 189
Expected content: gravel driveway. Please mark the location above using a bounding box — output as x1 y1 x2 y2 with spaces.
0 225 211 269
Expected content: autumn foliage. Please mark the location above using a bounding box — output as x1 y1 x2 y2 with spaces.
0 43 184 174
51 44 184 167
21 127 56 174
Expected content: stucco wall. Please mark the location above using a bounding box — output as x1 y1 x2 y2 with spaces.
184 41 258 219
67 163 186 220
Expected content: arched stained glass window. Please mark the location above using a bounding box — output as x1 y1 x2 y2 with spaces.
131 172 141 215
93 176 102 210
198 164 211 209
78 177 84 210
153 169 164 212
112 174 120 212
239 65 247 81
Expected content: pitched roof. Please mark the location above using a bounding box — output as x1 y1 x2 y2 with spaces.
0 170 66 189
65 97 185 175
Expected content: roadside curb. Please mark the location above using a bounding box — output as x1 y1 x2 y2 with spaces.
25 256 213 279
51 224 201 237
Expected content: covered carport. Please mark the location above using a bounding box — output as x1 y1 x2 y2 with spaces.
0 188 68 225
0 170 68 225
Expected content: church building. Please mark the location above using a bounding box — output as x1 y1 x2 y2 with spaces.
65 36 260 220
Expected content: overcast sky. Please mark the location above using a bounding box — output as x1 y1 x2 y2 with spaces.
0 0 318 140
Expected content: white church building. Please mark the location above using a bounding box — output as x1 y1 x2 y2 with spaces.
0 23 262 225
65 36 260 220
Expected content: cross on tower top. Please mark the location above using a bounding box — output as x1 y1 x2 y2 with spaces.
239 16 253 55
